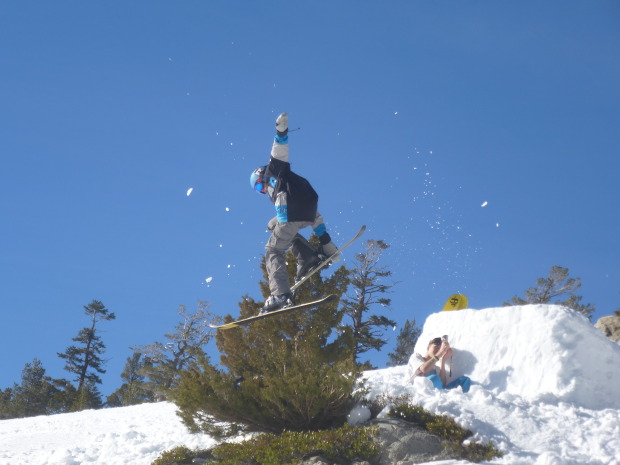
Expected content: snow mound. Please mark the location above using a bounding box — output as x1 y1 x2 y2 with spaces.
412 305 620 409
359 305 620 464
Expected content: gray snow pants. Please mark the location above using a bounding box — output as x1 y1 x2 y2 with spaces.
265 220 315 296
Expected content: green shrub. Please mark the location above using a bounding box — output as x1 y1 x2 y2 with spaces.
389 403 434 428
426 414 472 443
171 265 360 436
211 424 379 465
151 445 194 465
448 440 505 462
362 393 410 419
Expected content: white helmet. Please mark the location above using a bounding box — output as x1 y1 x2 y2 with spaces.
250 166 267 193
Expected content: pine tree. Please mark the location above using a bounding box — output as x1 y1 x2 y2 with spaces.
47 378 77 414
0 359 75 419
0 387 14 419
57 300 115 409
387 319 421 366
106 353 154 407
11 359 51 417
71 381 103 411
172 249 359 435
132 301 217 400
341 239 396 367
505 266 595 319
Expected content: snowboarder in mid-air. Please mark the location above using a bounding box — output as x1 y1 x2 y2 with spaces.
250 113 339 313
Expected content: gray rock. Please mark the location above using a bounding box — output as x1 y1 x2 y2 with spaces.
299 418 458 464
370 418 454 464
191 459 210 465
299 456 332 465
595 315 620 343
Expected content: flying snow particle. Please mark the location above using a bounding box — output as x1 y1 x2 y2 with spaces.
205 277 213 283
186 187 194 197
481 201 488 207
225 207 230 212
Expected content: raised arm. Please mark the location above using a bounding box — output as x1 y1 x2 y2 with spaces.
271 112 289 162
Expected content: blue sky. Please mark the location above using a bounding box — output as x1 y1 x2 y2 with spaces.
1 1 619 396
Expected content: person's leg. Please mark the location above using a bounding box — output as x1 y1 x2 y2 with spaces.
265 221 304 296
426 374 445 390
445 376 472 393
291 233 321 281
459 377 472 393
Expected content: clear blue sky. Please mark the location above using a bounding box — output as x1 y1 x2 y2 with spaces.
1 1 619 396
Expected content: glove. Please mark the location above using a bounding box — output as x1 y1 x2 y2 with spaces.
267 217 278 231
321 241 340 263
275 112 288 136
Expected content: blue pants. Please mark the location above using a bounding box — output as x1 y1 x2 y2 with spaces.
427 375 471 393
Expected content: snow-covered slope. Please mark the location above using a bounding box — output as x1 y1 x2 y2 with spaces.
0 305 619 465
0 402 217 465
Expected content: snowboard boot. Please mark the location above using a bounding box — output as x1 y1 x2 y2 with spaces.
260 293 295 314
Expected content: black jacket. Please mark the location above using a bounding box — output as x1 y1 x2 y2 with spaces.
264 157 318 223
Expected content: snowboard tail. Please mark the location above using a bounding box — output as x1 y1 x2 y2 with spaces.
442 294 468 311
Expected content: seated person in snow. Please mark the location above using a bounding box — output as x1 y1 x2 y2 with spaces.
407 336 471 393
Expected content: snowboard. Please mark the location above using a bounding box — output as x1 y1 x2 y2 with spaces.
291 225 366 293
442 294 468 311
210 294 338 330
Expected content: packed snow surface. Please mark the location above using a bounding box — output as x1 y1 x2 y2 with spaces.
0 305 618 465
0 402 217 465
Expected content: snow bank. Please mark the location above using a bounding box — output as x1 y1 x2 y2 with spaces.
0 402 217 465
413 305 620 409
360 305 620 465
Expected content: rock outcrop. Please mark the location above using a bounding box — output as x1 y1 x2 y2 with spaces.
595 315 620 343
